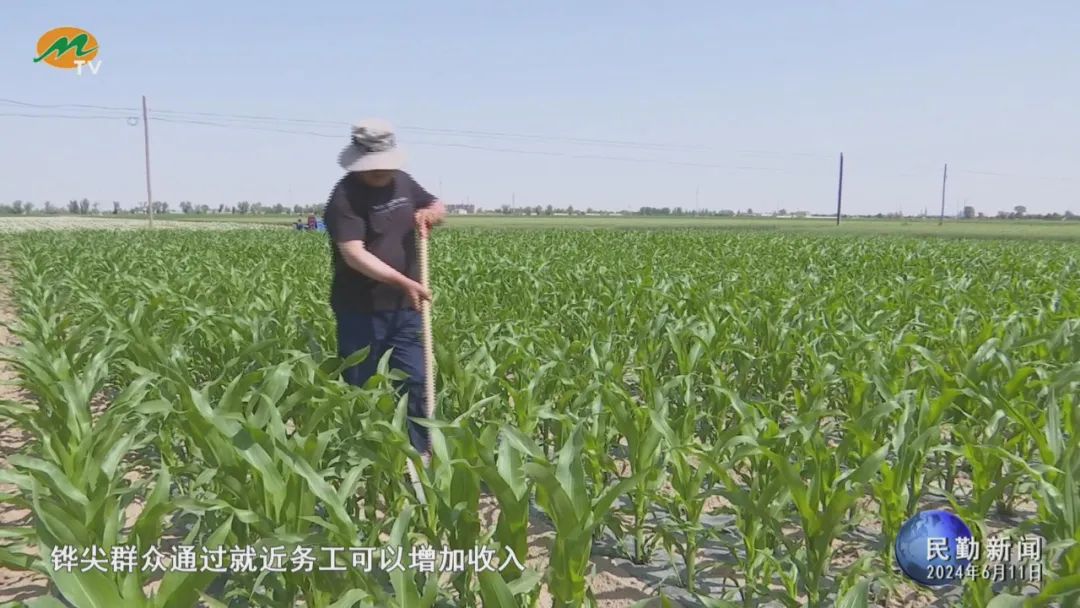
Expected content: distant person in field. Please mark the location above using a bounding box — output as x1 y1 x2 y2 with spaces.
323 119 446 455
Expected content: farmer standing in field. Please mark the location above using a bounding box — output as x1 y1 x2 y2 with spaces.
324 119 446 455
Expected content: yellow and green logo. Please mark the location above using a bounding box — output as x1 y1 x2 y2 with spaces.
34 27 99 69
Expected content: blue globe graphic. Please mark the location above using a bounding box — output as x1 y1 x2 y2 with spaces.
895 510 973 587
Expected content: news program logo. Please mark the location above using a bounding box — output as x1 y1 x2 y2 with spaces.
895 509 974 587
34 27 101 75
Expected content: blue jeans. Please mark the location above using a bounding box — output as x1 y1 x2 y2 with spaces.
335 308 429 454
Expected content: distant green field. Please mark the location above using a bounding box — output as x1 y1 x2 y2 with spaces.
445 215 1080 240
143 212 1080 241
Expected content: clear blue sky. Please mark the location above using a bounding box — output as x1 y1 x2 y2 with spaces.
3 1 1078 215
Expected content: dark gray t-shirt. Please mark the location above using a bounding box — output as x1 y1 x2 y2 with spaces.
324 171 435 312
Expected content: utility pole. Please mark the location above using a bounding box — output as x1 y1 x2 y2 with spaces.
938 163 948 225
835 152 844 225
695 185 700 209
142 95 154 228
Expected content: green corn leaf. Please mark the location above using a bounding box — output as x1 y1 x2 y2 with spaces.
327 588 374 608
523 463 581 532
99 431 138 481
1032 572 1080 605
500 426 546 460
197 592 230 608
985 594 1028 608
32 486 90 546
0 468 34 493
0 545 36 570
479 569 518 608
507 567 544 595
835 579 870 608
26 597 74 608
386 505 420 605
231 428 287 505
9 455 89 506
553 426 589 516
152 514 233 608
46 565 125 608
120 570 148 606
274 439 356 532
837 445 888 487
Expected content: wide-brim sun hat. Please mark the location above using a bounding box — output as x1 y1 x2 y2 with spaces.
338 118 405 172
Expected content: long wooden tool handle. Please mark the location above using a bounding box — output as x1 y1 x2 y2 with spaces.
418 231 435 457
406 229 435 502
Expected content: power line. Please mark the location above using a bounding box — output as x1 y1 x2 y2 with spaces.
0 96 832 157
3 98 1078 183
150 115 340 138
152 108 715 153
0 98 138 112
404 140 790 172
147 115 794 172
0 111 137 122
0 98 693 150
0 108 799 172
396 125 711 153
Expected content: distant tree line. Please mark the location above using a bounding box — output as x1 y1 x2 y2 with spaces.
635 206 811 217
2 199 1077 220
484 205 780 217
493 204 587 215
939 204 1076 221
0 200 326 216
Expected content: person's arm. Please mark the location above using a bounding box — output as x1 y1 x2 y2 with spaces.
410 176 447 236
337 240 412 287
338 240 431 309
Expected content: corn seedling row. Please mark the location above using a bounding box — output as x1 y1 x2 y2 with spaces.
0 228 1078 607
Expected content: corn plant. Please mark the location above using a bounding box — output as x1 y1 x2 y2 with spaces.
0 340 229 606
707 389 794 605
607 375 669 564
715 355 888 608
4 226 1080 608
521 423 638 608
653 420 726 594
